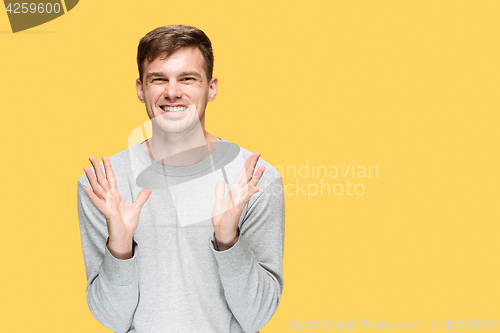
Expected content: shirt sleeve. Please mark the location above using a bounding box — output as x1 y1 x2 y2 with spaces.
77 180 139 333
210 176 285 333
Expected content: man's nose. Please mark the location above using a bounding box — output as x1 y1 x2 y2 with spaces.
164 81 182 100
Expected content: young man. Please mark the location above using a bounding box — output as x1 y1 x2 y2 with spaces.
77 25 285 333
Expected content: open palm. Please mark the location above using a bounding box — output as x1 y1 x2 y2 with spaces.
83 156 151 258
212 152 265 251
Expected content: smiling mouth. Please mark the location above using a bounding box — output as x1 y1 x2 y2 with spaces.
160 106 188 112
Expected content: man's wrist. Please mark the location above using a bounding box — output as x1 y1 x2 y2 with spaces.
215 229 239 251
107 239 134 259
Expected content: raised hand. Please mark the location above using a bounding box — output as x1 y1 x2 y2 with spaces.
83 156 151 259
212 152 266 251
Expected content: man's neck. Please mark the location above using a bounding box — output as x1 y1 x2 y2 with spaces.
142 125 221 166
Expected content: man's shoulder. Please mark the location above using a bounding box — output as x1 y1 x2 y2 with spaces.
77 143 136 187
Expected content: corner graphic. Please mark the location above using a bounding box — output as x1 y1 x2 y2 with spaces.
3 0 78 33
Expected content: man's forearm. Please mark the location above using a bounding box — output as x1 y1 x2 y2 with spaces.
86 241 140 332
211 176 285 332
78 180 140 331
213 237 282 333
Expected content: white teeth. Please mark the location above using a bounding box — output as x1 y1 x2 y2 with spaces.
161 106 188 112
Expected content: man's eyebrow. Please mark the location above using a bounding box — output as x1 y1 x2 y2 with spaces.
179 71 202 79
145 71 203 80
145 72 165 80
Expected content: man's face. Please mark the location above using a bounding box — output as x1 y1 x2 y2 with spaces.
136 46 218 137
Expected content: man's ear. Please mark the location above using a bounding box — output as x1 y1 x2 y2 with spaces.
208 76 218 101
136 78 144 103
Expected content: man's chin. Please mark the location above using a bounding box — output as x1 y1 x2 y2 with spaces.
153 122 202 138
150 110 203 137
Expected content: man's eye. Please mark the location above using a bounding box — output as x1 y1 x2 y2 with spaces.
182 77 194 81
153 79 166 82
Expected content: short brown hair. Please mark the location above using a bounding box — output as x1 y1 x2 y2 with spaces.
137 25 214 83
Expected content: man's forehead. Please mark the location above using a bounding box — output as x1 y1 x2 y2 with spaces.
144 47 205 75
148 46 202 64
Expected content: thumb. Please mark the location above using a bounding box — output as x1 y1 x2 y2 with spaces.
134 188 152 209
215 180 225 200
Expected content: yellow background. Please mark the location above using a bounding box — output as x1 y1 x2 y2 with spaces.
1 0 498 331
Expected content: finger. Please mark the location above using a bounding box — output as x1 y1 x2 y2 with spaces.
89 156 109 190
215 180 225 200
213 182 231 218
236 185 260 211
230 180 256 207
83 165 106 199
230 176 262 207
102 156 117 189
233 155 250 187
228 186 236 209
83 186 105 212
245 152 261 182
134 188 152 209
248 165 266 188
231 184 255 208
234 152 260 188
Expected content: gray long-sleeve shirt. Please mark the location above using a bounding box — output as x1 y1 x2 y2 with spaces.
77 137 285 333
